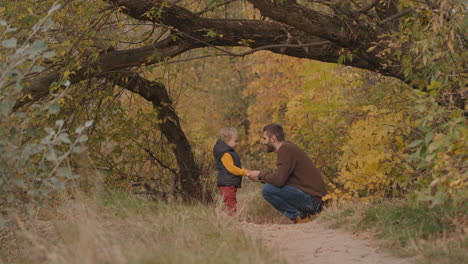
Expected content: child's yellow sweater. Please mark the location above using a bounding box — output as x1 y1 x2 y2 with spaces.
220 153 248 176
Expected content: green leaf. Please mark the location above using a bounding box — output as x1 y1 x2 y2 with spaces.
6 194 14 203
14 178 27 188
407 139 423 148
45 127 55 135
57 167 72 178
72 146 83 153
403 67 411 77
430 189 445 206
366 45 377 52
416 161 429 169
427 141 443 153
43 51 56 58
77 135 88 143
85 120 94 127
45 149 57 161
0 216 8 228
50 177 64 190
0 102 11 117
427 80 441 91
42 18 54 32
58 133 71 144
48 102 60 114
424 131 433 145
31 65 45 73
75 126 85 134
1 38 17 48
29 39 47 56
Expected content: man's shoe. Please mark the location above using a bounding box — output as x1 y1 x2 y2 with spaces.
293 214 312 224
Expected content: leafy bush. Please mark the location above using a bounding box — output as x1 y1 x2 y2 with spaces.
406 95 467 204
329 106 415 200
0 4 89 225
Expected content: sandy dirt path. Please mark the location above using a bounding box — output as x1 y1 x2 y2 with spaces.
243 221 415 264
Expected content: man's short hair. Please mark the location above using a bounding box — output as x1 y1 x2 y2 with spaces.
263 123 285 141
219 127 238 142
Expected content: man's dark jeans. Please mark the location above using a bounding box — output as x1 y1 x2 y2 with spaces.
262 183 321 220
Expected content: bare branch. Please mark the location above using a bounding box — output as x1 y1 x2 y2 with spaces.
227 41 331 57
424 0 437 9
195 0 239 15
126 136 178 174
379 7 414 25
359 0 380 14
162 41 331 64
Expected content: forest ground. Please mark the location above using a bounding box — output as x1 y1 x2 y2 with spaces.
2 190 465 263
242 220 415 264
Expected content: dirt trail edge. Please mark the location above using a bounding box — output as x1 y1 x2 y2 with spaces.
242 221 415 264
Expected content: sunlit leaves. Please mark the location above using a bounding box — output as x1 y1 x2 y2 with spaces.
330 107 414 201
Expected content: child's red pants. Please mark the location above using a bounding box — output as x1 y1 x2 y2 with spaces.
219 185 237 215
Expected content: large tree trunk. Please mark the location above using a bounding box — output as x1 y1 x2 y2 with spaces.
113 73 202 202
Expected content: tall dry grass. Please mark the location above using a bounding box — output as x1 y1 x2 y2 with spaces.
0 191 284 264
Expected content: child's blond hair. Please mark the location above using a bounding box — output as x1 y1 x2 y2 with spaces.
219 127 238 142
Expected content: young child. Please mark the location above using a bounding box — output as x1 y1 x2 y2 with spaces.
212 127 248 215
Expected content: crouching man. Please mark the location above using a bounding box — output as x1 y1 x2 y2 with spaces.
248 124 327 223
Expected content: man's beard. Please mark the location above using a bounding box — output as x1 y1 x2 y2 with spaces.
265 143 275 153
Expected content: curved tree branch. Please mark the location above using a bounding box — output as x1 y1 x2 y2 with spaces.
16 0 418 111
16 19 379 111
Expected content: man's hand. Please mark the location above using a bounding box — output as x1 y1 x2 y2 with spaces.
247 170 261 182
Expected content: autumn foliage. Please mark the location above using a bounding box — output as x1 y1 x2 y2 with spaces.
0 0 466 215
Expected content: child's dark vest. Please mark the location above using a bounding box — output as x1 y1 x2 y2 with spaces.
213 139 243 188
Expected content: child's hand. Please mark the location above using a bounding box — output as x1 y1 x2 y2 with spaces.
247 170 261 182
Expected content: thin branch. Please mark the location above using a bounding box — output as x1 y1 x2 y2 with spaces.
195 0 239 15
169 28 240 56
161 41 331 65
97 4 118 13
379 7 414 25
424 0 437 9
114 23 156 45
359 0 380 14
126 136 178 174
162 54 218 65
171 24 330 57
229 41 331 56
